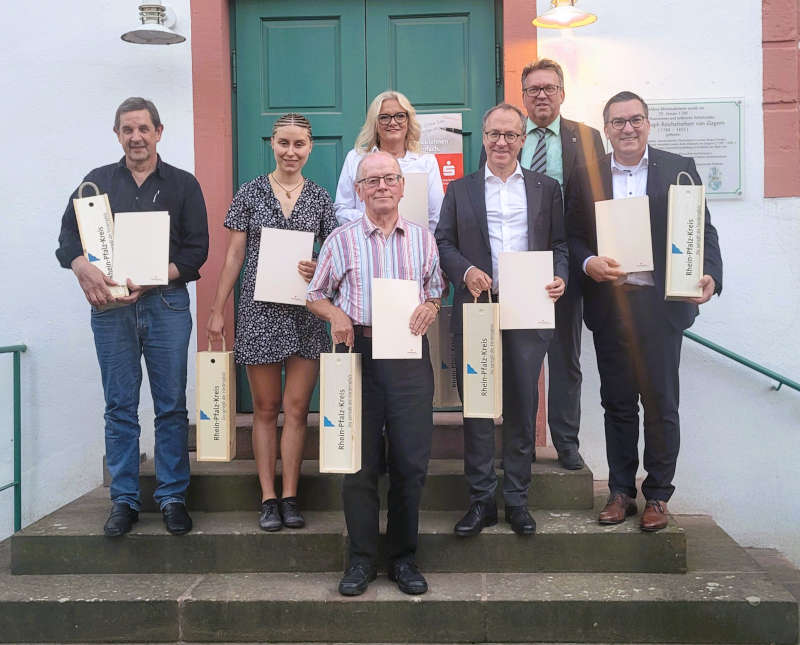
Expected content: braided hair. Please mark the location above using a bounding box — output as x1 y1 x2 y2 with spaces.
272 113 312 139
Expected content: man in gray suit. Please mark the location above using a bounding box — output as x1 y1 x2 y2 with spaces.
436 103 568 536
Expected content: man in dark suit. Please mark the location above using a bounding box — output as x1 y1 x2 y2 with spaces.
436 103 568 536
568 91 723 532
480 58 605 470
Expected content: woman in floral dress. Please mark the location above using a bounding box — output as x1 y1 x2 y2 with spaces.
208 113 338 531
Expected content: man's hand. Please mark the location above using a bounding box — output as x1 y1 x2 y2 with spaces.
207 311 225 345
409 302 437 336
298 259 317 283
546 276 565 301
330 306 355 347
465 267 492 299
114 279 155 305
686 275 716 305
71 256 116 306
585 256 626 283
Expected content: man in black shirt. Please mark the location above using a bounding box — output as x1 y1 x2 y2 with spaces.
56 97 208 537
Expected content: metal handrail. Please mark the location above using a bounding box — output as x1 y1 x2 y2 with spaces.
683 331 799 393
0 344 26 532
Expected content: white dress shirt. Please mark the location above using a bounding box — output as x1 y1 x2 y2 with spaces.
482 162 528 292
583 146 654 286
334 147 445 232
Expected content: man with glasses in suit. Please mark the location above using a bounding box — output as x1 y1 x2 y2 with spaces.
481 59 605 471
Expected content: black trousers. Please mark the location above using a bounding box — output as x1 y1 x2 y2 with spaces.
547 273 583 455
342 335 434 566
455 329 550 507
592 287 683 502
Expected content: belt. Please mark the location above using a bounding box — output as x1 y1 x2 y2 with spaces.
353 325 373 338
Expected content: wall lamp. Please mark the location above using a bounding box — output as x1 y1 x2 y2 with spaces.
533 0 598 29
121 2 186 45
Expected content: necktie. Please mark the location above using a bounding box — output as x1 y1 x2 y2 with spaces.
530 127 547 175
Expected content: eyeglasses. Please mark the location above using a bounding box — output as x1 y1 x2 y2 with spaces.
484 130 522 143
356 173 403 188
606 115 647 130
523 84 562 97
377 112 408 126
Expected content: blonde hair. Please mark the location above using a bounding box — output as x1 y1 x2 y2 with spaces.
353 90 421 154
271 113 312 139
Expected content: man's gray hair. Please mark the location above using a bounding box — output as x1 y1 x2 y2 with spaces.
482 103 526 133
114 97 162 132
355 150 403 181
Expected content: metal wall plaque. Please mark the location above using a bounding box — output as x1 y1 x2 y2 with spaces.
647 100 744 199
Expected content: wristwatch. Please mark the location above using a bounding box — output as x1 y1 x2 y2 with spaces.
426 299 441 314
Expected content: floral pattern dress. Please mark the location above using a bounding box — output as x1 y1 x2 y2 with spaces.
224 175 339 365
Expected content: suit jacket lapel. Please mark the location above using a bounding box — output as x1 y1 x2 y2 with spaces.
560 118 578 188
524 171 542 249
466 171 491 252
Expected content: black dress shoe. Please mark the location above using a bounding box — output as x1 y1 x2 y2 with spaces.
104 502 138 537
259 498 282 532
505 505 536 535
389 560 428 595
279 496 305 529
338 561 377 596
557 450 585 470
161 502 192 535
454 500 498 537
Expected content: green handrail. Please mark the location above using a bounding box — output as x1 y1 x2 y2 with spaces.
683 331 799 393
0 344 26 532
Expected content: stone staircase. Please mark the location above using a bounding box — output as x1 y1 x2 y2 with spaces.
1 414 797 643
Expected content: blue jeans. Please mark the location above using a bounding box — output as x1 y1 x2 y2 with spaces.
91 285 192 511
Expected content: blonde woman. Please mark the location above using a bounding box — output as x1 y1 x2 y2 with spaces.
207 113 338 531
334 90 444 232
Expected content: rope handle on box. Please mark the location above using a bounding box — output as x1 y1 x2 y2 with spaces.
472 289 493 304
207 336 227 352
331 339 353 354
676 171 695 186
78 181 101 199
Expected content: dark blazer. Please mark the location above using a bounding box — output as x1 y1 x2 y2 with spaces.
435 167 569 334
567 146 723 332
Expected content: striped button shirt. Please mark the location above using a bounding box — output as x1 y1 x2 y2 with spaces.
307 215 443 325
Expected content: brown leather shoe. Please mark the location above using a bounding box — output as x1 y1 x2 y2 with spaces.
640 500 670 532
598 492 637 525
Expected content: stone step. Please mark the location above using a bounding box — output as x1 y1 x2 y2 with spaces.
133 449 593 513
187 412 502 461
11 487 686 575
2 565 795 643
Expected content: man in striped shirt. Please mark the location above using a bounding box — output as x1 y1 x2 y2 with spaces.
307 151 443 597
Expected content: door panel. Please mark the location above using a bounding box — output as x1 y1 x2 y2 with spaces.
366 0 496 173
235 0 366 196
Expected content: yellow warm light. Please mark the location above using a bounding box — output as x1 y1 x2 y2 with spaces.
533 0 598 30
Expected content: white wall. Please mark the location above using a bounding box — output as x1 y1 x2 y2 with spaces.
0 0 197 538
537 0 800 564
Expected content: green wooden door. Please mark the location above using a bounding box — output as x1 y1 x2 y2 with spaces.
234 0 498 412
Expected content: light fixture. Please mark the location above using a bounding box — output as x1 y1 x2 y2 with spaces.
121 2 186 45
533 0 597 29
